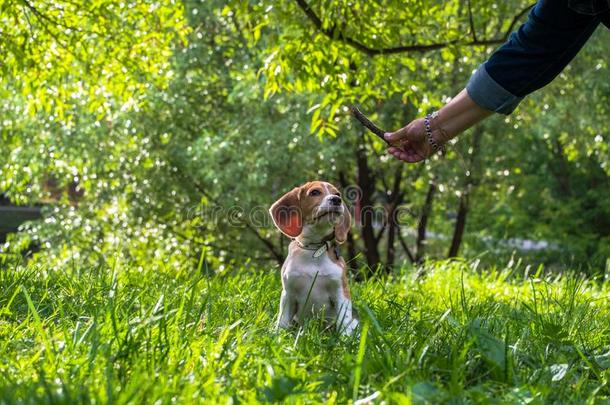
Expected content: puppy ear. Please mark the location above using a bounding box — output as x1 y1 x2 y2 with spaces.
334 203 352 244
269 187 302 238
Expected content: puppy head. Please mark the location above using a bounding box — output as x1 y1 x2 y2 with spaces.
269 181 351 242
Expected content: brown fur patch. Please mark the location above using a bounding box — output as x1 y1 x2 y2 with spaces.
334 205 351 244
299 181 339 222
326 245 351 299
269 187 302 237
341 263 351 299
271 181 346 234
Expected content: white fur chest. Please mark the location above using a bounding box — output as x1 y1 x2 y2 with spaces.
281 246 344 320
283 248 342 279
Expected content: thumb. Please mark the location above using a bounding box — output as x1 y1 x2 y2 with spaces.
384 126 411 143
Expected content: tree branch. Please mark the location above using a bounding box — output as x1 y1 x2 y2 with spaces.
396 227 416 264
503 4 535 37
294 0 534 56
229 12 255 60
374 220 387 244
467 0 478 43
415 180 436 263
242 221 285 266
20 0 83 32
169 163 284 265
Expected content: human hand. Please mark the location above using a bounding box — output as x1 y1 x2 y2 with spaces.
384 118 433 163
384 90 493 163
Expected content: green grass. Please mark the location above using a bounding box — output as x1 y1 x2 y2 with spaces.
1 256 609 404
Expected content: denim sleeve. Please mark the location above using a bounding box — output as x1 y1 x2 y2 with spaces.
467 0 602 115
467 65 524 114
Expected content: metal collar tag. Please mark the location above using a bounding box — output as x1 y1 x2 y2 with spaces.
312 243 328 258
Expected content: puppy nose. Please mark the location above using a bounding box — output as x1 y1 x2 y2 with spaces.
329 196 342 206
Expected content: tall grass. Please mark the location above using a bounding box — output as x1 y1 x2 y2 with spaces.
0 256 609 403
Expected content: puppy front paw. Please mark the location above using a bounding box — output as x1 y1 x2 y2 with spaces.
339 318 359 336
276 320 291 330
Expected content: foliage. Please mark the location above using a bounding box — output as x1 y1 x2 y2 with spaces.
1 258 609 402
0 2 608 403
0 0 608 273
0 0 188 117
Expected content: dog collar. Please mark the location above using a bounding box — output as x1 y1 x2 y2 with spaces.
293 233 338 258
312 242 330 258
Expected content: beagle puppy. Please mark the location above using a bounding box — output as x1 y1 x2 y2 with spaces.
269 181 358 335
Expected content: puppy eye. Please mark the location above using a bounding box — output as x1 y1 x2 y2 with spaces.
309 189 321 196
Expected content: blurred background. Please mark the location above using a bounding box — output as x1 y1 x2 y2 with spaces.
1 0 608 275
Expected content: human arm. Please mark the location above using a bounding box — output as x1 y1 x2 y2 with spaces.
386 0 604 163
385 89 492 163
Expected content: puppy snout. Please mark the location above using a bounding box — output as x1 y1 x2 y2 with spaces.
329 196 342 206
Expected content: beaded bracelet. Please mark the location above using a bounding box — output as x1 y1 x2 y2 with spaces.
424 112 445 155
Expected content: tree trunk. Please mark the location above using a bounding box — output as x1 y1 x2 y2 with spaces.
338 171 357 266
415 181 436 263
396 226 416 264
550 138 572 198
448 194 468 258
446 126 483 259
386 221 396 267
385 166 404 268
356 146 380 268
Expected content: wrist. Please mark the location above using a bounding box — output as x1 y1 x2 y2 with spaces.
432 128 450 145
423 112 449 155
429 111 453 143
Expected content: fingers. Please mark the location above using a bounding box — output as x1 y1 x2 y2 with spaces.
388 146 424 163
385 119 427 163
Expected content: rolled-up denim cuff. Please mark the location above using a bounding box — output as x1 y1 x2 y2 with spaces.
466 64 524 115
